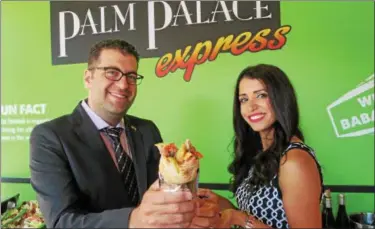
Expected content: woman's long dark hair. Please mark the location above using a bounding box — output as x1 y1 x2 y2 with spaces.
228 64 304 194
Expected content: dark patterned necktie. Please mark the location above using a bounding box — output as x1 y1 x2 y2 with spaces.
101 127 139 205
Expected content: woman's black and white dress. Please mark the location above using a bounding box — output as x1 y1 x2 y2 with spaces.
235 142 323 228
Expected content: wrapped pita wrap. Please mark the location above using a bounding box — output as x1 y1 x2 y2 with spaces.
155 139 203 192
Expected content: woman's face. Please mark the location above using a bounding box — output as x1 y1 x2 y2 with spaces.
238 77 276 133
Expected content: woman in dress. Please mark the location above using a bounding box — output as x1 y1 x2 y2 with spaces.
199 64 324 228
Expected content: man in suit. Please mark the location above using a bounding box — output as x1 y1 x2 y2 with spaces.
29 39 215 228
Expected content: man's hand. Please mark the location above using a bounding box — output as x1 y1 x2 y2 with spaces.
189 197 220 228
129 180 196 228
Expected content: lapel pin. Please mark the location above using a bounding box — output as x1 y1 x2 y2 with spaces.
131 125 137 131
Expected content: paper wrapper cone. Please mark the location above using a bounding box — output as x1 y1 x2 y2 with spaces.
158 170 199 196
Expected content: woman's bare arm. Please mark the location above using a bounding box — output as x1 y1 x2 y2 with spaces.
279 148 322 228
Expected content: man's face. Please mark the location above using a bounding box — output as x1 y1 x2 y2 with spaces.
84 49 138 121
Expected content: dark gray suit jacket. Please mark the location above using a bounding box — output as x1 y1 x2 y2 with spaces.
29 102 162 228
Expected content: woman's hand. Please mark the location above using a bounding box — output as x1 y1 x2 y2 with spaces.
189 197 220 228
215 209 272 228
197 188 220 204
215 209 235 228
197 188 237 211
245 215 272 228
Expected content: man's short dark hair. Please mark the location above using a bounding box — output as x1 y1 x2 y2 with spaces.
88 39 140 67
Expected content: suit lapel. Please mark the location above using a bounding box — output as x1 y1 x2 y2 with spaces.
69 102 148 201
70 103 121 178
71 104 105 150
125 116 148 197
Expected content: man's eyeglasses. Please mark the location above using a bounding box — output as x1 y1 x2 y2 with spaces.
89 67 144 85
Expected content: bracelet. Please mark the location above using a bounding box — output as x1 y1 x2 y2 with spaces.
244 212 253 229
230 212 253 229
